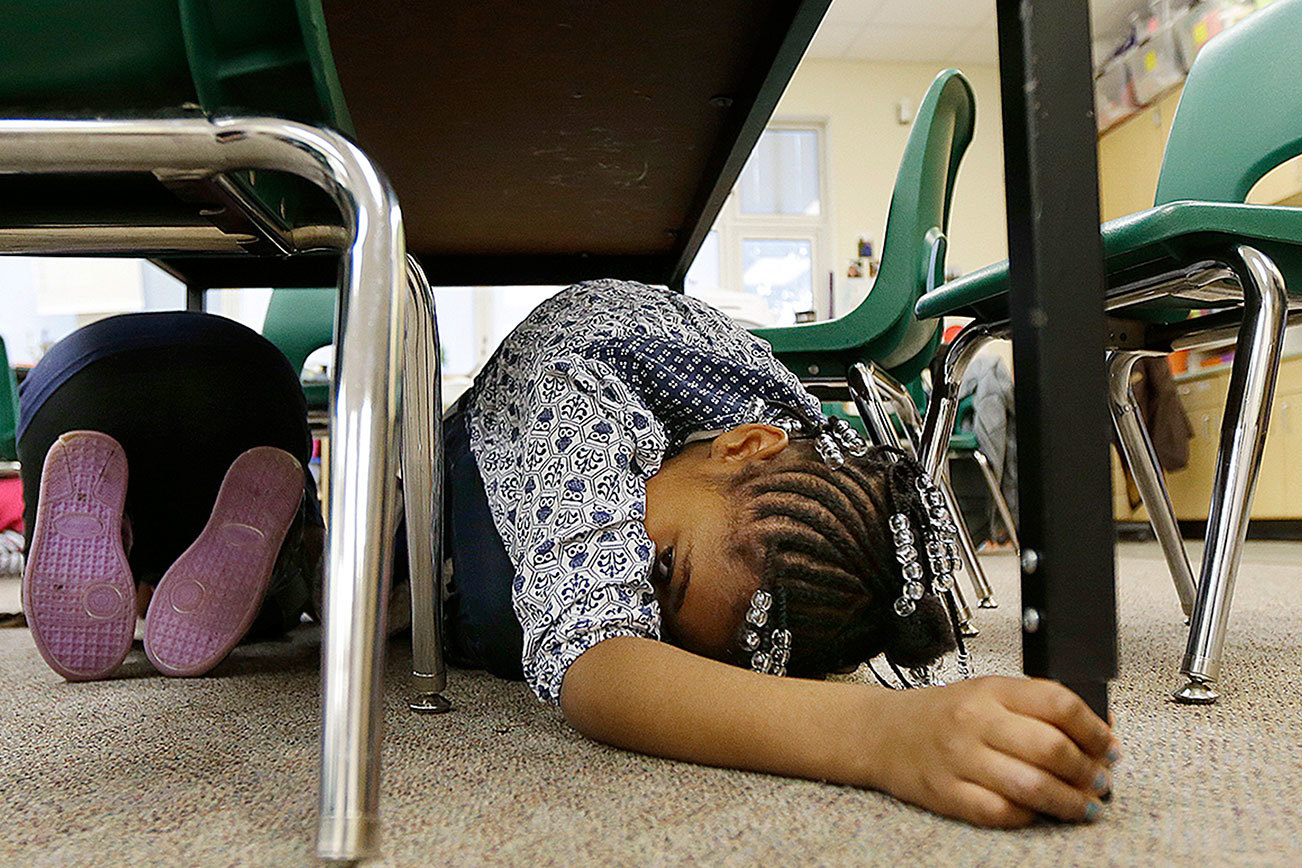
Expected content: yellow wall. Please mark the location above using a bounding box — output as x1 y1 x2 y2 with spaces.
1096 88 1183 220
772 60 1009 283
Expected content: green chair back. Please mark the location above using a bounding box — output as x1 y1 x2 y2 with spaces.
0 337 20 462
753 69 975 385
1156 0 1302 206
262 287 336 409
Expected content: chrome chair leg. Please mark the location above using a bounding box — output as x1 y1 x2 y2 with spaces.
920 323 997 479
862 354 999 612
1175 245 1288 704
0 115 405 863
970 447 1020 555
848 364 981 630
867 365 925 457
401 256 451 715
936 466 996 611
1106 351 1196 616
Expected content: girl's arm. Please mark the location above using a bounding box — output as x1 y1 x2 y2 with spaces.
561 636 1117 828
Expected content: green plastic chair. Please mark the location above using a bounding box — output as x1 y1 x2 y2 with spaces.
754 68 974 387
0 5 432 861
757 70 996 619
261 286 336 412
914 0 1302 705
0 337 20 463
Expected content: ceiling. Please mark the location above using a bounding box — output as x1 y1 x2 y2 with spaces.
805 0 1156 65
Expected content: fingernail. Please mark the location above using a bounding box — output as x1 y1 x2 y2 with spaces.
1093 770 1110 794
1084 801 1104 823
1105 741 1122 765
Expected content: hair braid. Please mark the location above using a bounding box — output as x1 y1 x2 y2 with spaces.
727 441 957 677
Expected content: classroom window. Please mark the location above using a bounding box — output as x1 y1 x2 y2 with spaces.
741 238 813 325
687 123 831 327
739 129 821 216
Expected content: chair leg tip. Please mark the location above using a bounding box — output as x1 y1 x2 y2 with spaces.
1172 679 1219 705
409 692 453 714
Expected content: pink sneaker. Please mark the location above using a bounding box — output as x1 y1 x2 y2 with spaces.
23 431 135 681
144 446 304 677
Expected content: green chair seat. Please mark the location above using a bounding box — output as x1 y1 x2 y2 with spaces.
261 286 336 411
917 201 1302 322
301 381 330 410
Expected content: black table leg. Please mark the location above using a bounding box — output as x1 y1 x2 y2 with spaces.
994 0 1116 719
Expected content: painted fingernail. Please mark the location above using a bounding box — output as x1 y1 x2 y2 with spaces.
1105 741 1122 764
1084 801 1104 823
1093 770 1110 794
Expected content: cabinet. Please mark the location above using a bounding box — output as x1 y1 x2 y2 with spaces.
1140 355 1302 521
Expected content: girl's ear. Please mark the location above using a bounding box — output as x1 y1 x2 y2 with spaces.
710 424 789 464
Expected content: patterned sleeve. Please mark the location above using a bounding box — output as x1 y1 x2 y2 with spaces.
497 355 664 704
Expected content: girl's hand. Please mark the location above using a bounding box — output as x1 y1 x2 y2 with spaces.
865 676 1119 828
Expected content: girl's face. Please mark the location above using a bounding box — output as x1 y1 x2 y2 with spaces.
642 474 754 656
641 424 790 659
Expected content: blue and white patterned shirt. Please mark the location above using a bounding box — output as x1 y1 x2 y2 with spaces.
463 280 824 703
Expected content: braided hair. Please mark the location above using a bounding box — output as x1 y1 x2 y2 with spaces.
725 438 957 678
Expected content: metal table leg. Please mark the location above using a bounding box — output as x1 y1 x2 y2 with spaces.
995 0 1117 719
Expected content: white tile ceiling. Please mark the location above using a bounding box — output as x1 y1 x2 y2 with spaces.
806 0 1155 65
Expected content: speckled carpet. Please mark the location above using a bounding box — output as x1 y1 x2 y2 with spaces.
2 541 1299 867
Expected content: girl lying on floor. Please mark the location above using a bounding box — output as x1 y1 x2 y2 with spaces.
20 280 1117 828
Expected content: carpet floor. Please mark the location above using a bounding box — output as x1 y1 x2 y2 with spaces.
1 541 1299 867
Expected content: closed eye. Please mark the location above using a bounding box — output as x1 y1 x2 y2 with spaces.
652 546 675 591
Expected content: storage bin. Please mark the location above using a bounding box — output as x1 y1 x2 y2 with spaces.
1174 1 1227 66
1125 23 1187 104
1174 1 1258 67
1095 58 1138 131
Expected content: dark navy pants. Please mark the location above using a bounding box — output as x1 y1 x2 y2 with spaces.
442 402 525 681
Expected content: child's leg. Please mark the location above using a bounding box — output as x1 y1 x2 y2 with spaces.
442 403 525 680
144 445 304 676
22 431 135 680
18 312 318 677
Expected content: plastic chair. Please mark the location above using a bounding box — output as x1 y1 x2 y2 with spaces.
914 0 1302 704
753 70 997 624
754 68 970 387
0 336 20 463
261 286 337 414
0 4 444 860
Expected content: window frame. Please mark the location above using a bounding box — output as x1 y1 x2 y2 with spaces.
689 118 834 324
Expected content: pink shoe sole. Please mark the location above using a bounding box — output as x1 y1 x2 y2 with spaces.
23 431 135 681
144 446 303 677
